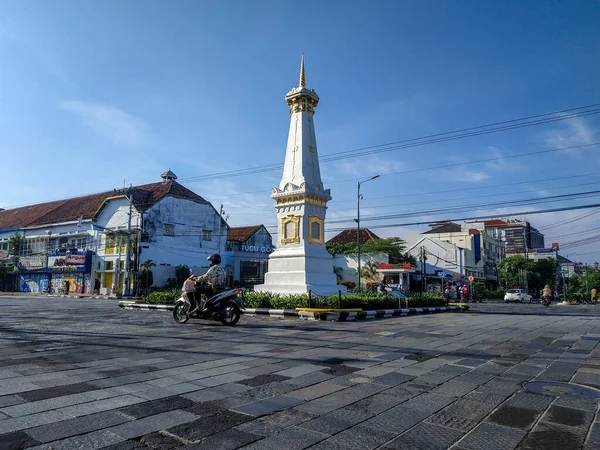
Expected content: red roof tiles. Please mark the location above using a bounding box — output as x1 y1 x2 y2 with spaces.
0 181 208 230
326 228 380 246
227 225 264 242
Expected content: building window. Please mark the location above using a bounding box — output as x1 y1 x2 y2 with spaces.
202 230 212 241
164 224 175 237
105 261 114 271
119 260 124 270
0 241 8 251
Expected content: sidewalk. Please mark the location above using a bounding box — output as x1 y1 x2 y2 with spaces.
0 292 141 300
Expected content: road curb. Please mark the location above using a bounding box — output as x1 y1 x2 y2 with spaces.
118 302 469 320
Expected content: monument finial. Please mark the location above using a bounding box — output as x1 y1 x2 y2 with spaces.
299 54 306 88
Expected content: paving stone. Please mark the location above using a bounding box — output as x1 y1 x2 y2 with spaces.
553 396 599 411
426 398 496 432
184 428 262 449
505 392 553 411
455 357 489 368
362 405 427 432
27 429 124 450
239 426 327 450
455 422 526 450
519 421 588 450
297 407 371 435
140 431 181 449
0 395 26 408
183 395 254 417
475 378 521 396
585 422 600 449
0 431 40 450
455 372 496 386
373 371 414 386
167 410 253 441
345 392 409 415
0 410 72 435
88 439 147 450
487 405 538 429
321 365 360 377
27 410 130 443
275 364 328 378
308 424 396 450
17 382 102 402
244 381 297 399
543 405 594 428
401 392 456 415
231 395 304 416
108 410 197 439
118 395 195 419
287 382 346 401
431 380 477 397
238 374 290 387
55 394 146 418
283 371 335 386
383 422 464 449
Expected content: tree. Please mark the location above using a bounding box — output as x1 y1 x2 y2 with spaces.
8 232 23 257
534 258 558 290
499 255 535 289
139 259 156 292
326 237 414 264
175 264 191 287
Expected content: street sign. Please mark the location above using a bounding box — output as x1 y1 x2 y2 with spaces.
468 275 475 282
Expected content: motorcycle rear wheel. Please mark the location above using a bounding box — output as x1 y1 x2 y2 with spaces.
173 303 190 324
220 302 241 326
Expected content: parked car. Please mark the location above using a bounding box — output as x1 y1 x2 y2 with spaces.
504 288 532 303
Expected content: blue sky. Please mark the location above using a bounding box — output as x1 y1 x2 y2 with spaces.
1 1 600 262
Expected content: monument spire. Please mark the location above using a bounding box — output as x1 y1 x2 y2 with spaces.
299 54 306 87
254 55 342 295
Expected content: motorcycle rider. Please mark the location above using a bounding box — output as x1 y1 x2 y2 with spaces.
187 254 227 314
543 284 552 300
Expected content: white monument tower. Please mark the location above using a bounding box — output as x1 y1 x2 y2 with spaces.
255 56 342 295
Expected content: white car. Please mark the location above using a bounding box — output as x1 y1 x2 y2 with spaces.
504 289 532 304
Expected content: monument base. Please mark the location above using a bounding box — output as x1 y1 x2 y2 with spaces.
255 247 346 296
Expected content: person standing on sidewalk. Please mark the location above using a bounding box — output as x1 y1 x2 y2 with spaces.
592 288 598 304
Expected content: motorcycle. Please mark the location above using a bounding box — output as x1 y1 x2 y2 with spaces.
541 296 552 307
172 284 245 326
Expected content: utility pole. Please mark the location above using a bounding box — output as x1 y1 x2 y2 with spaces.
585 263 589 295
357 175 380 291
217 204 224 254
123 190 133 296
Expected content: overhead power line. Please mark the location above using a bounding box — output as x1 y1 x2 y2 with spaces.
179 104 600 182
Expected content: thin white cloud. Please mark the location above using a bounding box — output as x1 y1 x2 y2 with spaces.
544 116 596 155
484 146 511 171
58 100 153 147
440 169 490 183
327 156 407 179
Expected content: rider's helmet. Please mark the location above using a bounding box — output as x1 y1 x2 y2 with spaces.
545 284 550 288
207 254 222 265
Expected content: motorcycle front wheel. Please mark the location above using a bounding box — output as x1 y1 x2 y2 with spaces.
173 303 190 324
220 302 241 326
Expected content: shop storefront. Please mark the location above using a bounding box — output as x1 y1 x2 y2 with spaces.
47 251 93 294
17 255 49 293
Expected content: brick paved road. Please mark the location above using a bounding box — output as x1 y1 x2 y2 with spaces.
0 296 598 450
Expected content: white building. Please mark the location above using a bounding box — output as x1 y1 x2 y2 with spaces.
0 170 242 295
256 56 341 295
422 221 503 289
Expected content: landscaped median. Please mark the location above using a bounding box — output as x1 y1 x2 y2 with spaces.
118 290 469 321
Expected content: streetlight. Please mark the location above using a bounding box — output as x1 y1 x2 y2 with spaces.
357 175 380 291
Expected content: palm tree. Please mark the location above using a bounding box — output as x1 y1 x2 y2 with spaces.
140 260 156 292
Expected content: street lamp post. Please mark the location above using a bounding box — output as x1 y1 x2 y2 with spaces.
357 175 380 291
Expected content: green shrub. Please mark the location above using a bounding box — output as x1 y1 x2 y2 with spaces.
144 289 180 304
